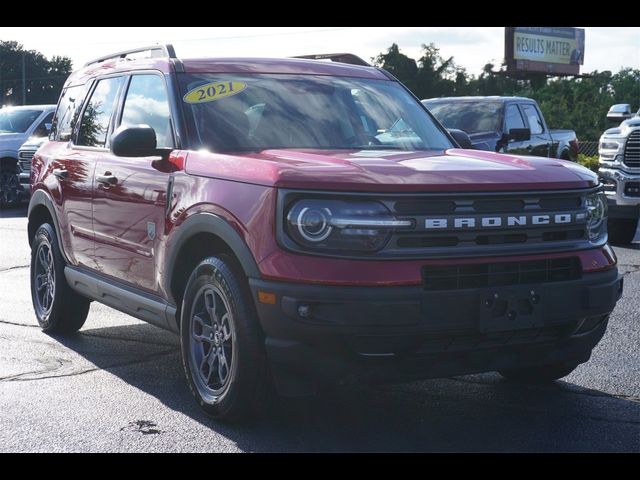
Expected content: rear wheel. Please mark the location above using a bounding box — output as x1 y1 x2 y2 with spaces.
608 218 638 245
499 361 580 383
180 256 271 422
30 223 90 333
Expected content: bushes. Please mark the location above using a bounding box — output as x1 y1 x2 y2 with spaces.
577 154 600 173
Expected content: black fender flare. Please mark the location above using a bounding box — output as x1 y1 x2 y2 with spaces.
27 189 71 264
164 212 261 305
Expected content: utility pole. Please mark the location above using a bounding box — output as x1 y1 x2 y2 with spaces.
22 53 26 105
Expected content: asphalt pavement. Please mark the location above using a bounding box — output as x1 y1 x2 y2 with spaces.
1 204 638 452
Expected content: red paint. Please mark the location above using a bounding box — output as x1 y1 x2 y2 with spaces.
185 148 597 193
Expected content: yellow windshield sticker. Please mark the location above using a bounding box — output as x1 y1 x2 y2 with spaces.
183 81 247 104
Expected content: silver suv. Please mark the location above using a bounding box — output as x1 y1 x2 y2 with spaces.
0 105 55 206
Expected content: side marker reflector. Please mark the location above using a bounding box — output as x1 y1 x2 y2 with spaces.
258 291 276 305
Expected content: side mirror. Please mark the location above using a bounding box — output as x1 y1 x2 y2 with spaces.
448 128 473 149
111 124 157 157
506 128 531 142
606 104 633 123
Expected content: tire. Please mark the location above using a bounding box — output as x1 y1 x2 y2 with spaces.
608 218 638 245
499 361 580 384
180 255 271 422
0 167 22 209
30 223 90 333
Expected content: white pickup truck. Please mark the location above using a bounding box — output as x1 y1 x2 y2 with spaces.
598 104 640 243
0 105 55 207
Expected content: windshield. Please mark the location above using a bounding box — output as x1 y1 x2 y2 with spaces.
0 109 43 134
424 101 502 134
179 74 453 152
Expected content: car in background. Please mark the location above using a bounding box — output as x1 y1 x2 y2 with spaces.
17 136 49 195
0 105 55 207
598 106 640 243
422 96 579 161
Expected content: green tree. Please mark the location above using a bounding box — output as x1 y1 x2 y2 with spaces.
0 40 72 106
373 43 419 93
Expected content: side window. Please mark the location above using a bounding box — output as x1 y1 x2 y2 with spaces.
33 112 54 137
50 84 88 141
77 77 124 148
504 104 526 131
521 104 544 135
120 75 174 149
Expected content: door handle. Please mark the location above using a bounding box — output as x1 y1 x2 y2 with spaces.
52 168 68 180
96 173 118 186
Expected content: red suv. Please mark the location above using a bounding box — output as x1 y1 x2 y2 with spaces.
28 45 623 421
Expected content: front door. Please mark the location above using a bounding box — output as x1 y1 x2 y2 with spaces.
520 103 552 158
91 74 175 295
502 103 529 155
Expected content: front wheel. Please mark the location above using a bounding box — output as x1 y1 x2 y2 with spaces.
499 361 580 384
180 256 271 422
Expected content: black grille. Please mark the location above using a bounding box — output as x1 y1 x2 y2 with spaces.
624 130 640 168
421 258 582 291
385 191 591 256
18 150 35 172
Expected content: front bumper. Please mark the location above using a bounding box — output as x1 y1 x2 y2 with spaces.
599 167 640 217
249 267 622 395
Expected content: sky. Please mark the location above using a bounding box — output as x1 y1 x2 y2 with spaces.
1 27 638 75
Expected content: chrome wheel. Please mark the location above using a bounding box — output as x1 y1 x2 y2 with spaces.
34 243 55 318
189 285 236 399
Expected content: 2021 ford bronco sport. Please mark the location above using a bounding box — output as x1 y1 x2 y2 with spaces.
28 45 623 421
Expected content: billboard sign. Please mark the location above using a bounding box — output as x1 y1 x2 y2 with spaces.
505 27 585 75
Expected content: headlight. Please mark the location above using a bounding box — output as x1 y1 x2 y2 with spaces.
285 199 411 252
599 141 620 151
585 191 608 242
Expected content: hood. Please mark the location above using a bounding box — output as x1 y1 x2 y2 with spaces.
0 133 29 153
621 117 640 128
20 136 49 149
0 132 25 141
184 148 597 193
603 117 640 137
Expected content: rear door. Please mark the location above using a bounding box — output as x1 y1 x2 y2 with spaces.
46 83 97 268
91 73 175 294
520 103 552 157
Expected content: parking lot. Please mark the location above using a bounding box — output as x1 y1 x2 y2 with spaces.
0 204 638 452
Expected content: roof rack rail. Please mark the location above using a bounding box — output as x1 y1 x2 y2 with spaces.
85 44 177 67
293 53 370 67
